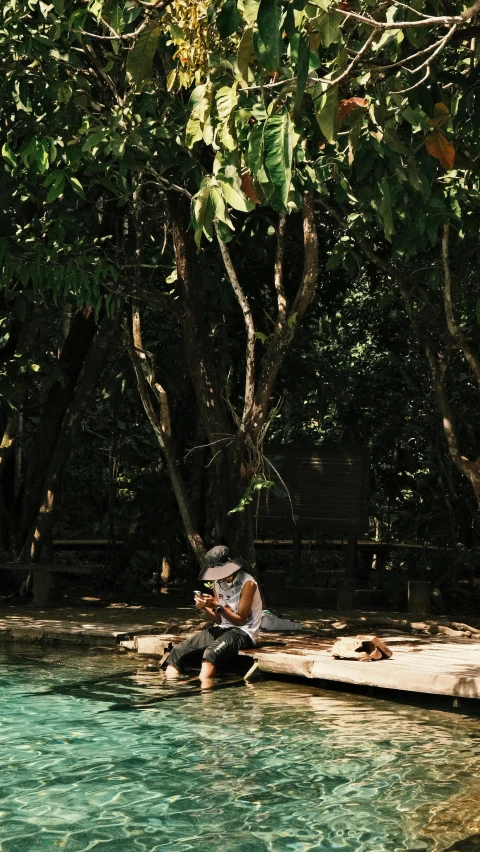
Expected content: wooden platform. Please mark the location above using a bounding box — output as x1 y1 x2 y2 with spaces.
238 633 480 700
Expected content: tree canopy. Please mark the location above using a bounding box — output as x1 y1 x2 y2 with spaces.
1 0 480 605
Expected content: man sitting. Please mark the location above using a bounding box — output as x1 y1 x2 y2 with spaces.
165 545 263 686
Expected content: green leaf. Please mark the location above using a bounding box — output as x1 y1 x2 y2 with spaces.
220 180 254 212
185 83 213 147
2 143 17 169
216 0 241 38
294 32 310 117
254 0 281 73
384 125 409 155
237 27 255 87
263 110 293 209
216 83 238 122
210 184 233 229
67 175 86 199
46 174 65 203
126 22 162 90
192 183 214 247
316 85 338 143
242 0 260 24
35 139 50 175
318 10 342 47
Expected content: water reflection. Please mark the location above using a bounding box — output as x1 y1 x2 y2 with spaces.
1 648 480 852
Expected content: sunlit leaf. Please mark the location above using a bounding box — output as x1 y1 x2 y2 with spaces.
126 21 162 90
263 110 293 209
254 0 281 72
316 85 338 143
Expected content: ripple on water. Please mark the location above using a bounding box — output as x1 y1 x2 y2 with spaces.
0 647 479 852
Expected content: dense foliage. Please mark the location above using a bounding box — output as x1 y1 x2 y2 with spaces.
1 0 480 604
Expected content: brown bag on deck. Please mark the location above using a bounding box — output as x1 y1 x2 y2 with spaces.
330 635 392 662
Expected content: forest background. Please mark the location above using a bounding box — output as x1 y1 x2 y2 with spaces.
1 0 480 609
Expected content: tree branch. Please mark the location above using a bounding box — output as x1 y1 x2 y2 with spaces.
126 310 206 565
215 225 256 431
251 192 318 438
336 1 480 29
442 221 480 388
274 212 288 328
319 199 480 486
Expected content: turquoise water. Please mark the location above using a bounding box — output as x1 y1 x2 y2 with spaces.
0 647 479 852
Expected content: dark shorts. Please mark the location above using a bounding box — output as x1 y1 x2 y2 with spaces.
166 626 254 671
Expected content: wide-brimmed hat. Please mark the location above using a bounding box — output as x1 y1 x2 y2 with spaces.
198 545 244 582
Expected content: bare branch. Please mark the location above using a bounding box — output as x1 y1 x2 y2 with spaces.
336 1 480 29
83 43 124 104
103 281 176 309
274 212 288 328
410 23 458 74
216 224 256 430
323 28 379 94
251 193 318 438
396 65 430 94
442 221 480 388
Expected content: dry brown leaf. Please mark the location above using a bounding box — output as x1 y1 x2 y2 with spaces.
337 97 368 123
425 130 455 170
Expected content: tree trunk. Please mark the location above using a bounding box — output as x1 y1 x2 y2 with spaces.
19 313 119 563
167 193 232 445
18 306 97 547
127 306 206 568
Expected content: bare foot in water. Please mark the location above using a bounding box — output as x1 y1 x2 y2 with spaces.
165 665 180 680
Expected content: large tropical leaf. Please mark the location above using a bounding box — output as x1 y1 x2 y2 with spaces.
126 21 162 90
192 182 214 246
216 83 238 123
237 27 256 87
216 0 242 38
263 110 293 210
185 83 213 148
316 84 338 143
254 0 281 73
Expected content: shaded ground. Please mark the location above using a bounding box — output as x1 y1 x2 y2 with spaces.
0 594 479 640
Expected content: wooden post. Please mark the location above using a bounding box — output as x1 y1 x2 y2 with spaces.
408 580 432 615
345 530 357 578
337 531 357 611
292 526 302 580
32 568 62 607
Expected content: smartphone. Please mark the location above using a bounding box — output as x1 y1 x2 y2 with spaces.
193 590 203 597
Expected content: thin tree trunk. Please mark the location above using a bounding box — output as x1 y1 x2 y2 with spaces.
19 313 119 563
127 306 206 567
18 306 97 544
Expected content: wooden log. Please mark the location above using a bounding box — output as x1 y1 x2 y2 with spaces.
0 563 93 574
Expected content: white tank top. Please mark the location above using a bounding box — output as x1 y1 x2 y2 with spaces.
214 571 262 643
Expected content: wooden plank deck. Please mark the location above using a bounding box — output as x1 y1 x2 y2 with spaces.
238 634 480 699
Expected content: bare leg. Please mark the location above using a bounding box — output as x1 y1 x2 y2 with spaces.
165 664 180 680
199 660 216 687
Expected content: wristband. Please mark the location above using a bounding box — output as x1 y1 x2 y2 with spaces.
214 605 223 614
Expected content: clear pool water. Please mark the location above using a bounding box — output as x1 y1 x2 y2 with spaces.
0 646 479 852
